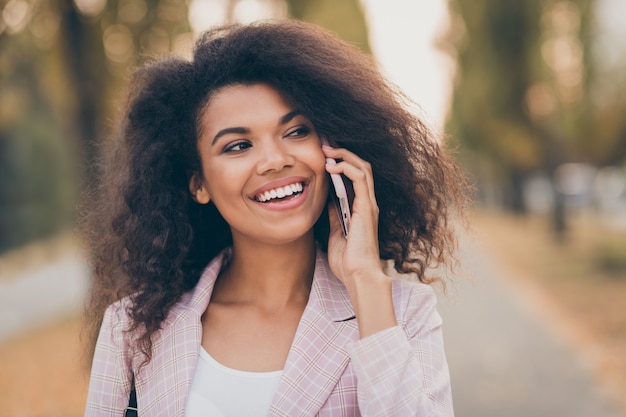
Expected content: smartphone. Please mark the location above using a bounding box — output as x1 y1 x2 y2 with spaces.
322 138 353 237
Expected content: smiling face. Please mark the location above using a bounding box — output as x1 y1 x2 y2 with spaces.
191 83 329 247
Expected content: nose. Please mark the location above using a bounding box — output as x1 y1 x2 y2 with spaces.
256 138 296 174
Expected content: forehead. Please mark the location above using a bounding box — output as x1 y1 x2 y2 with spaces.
200 83 294 128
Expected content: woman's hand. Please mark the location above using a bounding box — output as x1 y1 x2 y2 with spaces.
323 145 381 283
323 145 397 338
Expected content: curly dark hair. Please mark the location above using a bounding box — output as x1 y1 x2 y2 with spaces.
83 20 469 365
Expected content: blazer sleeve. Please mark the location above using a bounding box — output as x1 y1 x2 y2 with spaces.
84 302 134 417
348 284 454 417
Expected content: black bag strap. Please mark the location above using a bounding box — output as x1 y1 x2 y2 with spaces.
124 377 138 417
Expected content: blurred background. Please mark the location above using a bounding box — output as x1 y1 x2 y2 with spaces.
0 0 625 416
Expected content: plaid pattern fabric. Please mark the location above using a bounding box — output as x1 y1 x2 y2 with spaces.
85 249 454 416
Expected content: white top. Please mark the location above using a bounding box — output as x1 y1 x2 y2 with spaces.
185 347 283 417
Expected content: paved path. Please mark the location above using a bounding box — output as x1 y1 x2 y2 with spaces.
0 250 90 342
437 233 624 417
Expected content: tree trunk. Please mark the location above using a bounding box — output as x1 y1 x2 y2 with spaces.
507 167 527 214
57 0 108 188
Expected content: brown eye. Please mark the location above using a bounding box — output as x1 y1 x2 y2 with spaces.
224 140 252 153
285 126 311 138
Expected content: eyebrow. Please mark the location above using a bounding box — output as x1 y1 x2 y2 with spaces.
211 127 249 145
280 110 305 125
211 110 306 145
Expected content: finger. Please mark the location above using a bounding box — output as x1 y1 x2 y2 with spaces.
325 155 377 208
323 146 373 174
326 160 378 215
323 147 376 202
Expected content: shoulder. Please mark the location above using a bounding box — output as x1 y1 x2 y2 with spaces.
390 278 441 336
391 278 438 310
101 297 134 335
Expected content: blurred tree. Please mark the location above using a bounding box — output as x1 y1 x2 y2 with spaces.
58 0 194 182
0 0 192 253
586 0 626 166
445 0 543 213
445 0 602 239
285 0 371 53
57 0 108 184
0 7 78 252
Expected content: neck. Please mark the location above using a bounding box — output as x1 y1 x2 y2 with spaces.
213 233 316 310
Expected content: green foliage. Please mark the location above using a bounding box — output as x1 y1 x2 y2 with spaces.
594 238 626 277
0 115 77 254
447 0 543 169
445 0 626 196
285 0 371 53
0 0 191 254
0 26 78 254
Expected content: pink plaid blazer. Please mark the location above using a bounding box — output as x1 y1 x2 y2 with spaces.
85 249 453 416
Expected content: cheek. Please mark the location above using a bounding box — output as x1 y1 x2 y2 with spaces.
306 148 329 195
304 145 327 173
315 160 331 206
202 162 246 207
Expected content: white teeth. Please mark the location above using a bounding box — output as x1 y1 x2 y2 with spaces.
256 182 304 202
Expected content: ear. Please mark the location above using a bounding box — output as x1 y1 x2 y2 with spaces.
189 173 210 204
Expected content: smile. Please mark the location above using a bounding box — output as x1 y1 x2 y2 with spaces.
254 182 304 203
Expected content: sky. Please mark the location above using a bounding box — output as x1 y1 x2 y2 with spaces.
594 0 626 70
361 0 453 132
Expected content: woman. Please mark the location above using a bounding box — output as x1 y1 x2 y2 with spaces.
84 20 467 417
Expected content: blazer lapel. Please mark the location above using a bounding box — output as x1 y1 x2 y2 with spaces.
135 250 229 417
269 250 358 417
